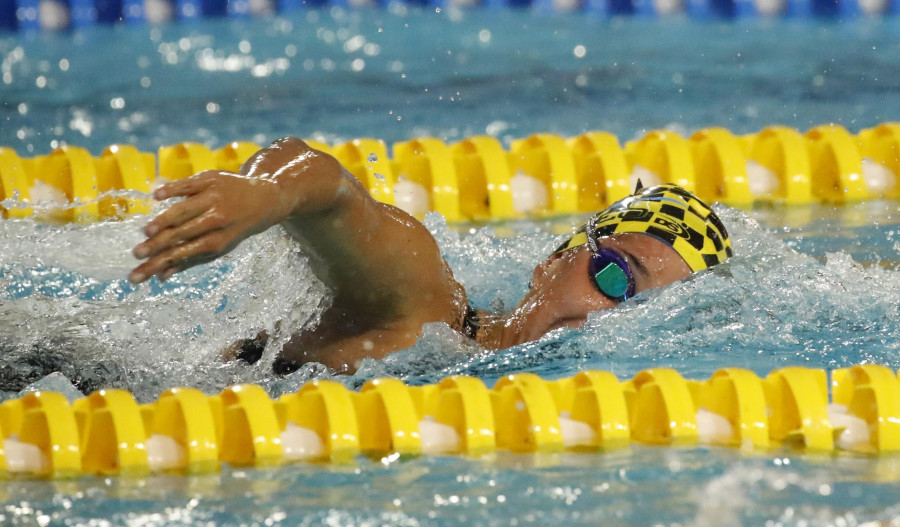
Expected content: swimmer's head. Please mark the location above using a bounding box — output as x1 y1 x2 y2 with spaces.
557 183 731 269
553 183 732 301
500 183 732 348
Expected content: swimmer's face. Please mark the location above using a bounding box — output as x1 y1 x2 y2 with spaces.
507 233 691 346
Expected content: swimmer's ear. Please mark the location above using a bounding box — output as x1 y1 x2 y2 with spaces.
634 178 644 193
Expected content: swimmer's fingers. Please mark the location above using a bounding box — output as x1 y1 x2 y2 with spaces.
146 171 252 235
129 231 234 283
152 171 220 201
142 202 203 241
142 172 224 235
134 210 226 260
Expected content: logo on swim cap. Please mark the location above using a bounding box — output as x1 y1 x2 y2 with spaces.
556 183 733 272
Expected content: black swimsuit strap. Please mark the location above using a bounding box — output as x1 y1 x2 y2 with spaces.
462 304 480 340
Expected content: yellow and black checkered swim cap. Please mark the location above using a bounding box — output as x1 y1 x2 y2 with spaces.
556 183 733 272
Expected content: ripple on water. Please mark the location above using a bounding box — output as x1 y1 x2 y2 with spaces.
0 204 898 401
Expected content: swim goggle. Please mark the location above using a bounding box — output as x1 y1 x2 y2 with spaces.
554 235 636 302
588 245 636 302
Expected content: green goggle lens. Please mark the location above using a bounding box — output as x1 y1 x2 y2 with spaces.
589 248 636 301
594 263 629 299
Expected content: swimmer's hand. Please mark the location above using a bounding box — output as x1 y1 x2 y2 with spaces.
129 138 343 284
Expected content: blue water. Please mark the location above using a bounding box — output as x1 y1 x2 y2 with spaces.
2 9 900 526
3 11 900 152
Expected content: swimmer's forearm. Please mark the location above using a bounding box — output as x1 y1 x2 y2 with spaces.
253 139 385 281
276 163 395 301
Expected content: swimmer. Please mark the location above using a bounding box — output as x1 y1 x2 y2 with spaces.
129 137 732 373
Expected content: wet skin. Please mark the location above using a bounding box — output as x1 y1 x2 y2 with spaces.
130 138 692 373
473 234 691 350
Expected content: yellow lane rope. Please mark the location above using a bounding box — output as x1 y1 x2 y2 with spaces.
0 364 898 478
2 122 899 223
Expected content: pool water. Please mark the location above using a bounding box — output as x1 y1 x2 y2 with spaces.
3 10 900 150
2 9 900 526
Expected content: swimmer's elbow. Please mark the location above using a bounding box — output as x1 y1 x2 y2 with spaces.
268 136 310 151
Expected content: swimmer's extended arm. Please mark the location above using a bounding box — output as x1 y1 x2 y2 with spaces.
130 138 466 360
